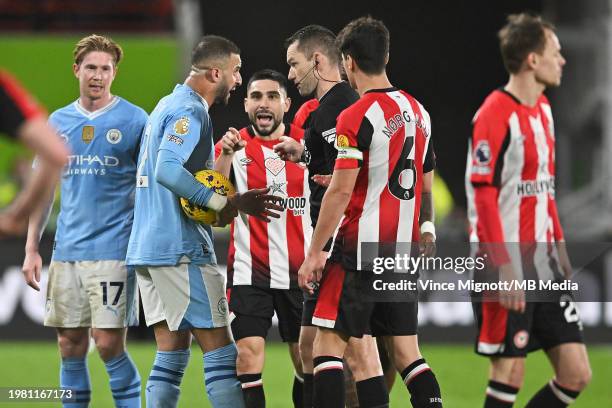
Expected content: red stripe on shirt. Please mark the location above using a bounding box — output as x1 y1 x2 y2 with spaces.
285 125 306 280
245 136 272 286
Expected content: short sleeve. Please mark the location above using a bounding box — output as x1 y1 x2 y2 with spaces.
159 107 204 163
0 71 44 138
137 109 149 131
287 123 305 142
292 98 319 129
469 108 510 186
312 103 339 146
334 109 372 170
423 137 436 173
130 109 148 162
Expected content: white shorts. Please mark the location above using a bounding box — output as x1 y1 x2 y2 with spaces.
136 261 228 331
44 260 139 328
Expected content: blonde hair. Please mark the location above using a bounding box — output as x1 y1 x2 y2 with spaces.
73 34 123 66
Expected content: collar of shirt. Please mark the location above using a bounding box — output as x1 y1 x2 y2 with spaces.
177 83 209 112
318 81 346 104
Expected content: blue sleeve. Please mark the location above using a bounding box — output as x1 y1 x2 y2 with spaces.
48 111 60 130
154 148 214 207
131 109 148 162
158 105 204 162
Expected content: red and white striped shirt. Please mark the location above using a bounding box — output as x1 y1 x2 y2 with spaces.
466 89 564 278
332 87 435 271
215 124 312 289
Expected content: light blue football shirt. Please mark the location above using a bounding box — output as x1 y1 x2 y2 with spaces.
49 96 148 261
126 84 217 266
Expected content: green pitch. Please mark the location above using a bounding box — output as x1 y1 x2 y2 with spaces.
0 342 610 407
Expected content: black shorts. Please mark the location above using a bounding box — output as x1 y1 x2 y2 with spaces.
228 285 303 343
301 288 319 326
312 262 418 338
473 292 584 357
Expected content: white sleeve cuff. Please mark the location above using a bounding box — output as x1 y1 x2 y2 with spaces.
206 192 228 212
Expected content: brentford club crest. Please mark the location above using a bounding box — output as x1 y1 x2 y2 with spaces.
265 156 285 176
514 330 529 349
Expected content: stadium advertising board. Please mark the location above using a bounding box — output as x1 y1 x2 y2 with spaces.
2 237 611 341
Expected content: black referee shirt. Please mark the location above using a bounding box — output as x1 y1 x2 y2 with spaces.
302 81 358 245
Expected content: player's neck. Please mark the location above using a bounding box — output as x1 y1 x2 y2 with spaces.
355 73 392 96
79 93 114 113
505 74 545 107
254 122 286 141
314 70 342 100
184 77 214 108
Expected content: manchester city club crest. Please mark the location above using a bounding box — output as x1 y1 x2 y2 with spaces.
217 298 228 314
106 129 122 144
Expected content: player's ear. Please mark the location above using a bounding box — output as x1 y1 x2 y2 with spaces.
526 52 538 70
312 51 322 67
344 54 354 73
385 53 390 65
207 67 220 83
72 63 79 78
244 96 248 113
284 96 291 113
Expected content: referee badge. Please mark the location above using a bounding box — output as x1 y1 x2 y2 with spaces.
81 126 94 144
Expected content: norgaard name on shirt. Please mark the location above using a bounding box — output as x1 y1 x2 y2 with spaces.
382 110 429 139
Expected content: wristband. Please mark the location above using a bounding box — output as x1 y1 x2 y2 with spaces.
420 221 436 240
299 148 308 163
207 192 228 212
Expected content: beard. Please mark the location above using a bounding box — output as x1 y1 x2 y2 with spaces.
252 118 281 137
214 79 232 105
249 111 282 137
